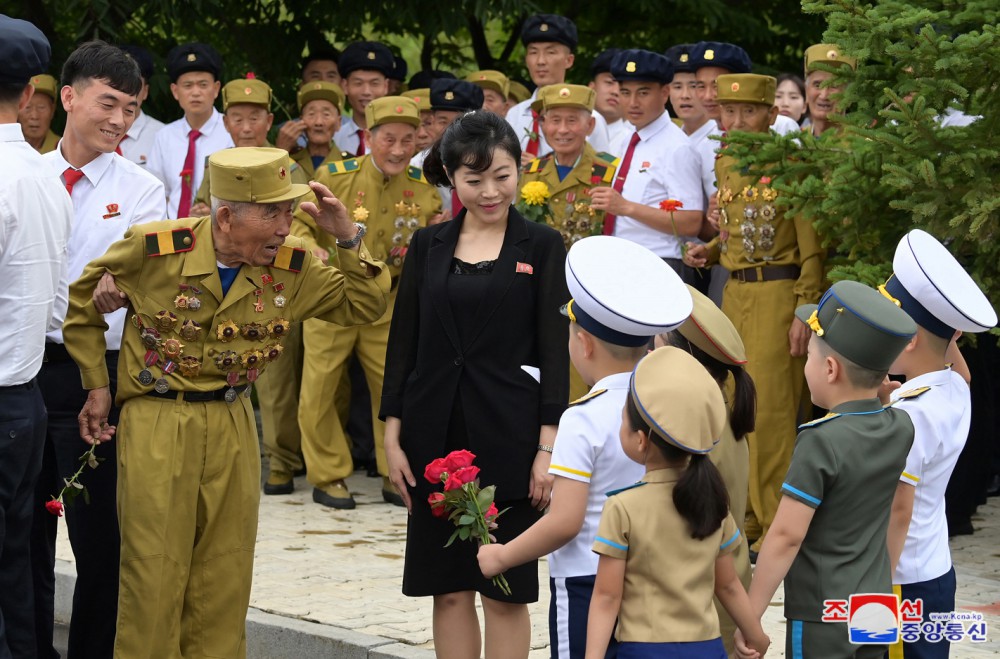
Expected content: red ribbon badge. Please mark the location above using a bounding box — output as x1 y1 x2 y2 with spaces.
516 262 533 275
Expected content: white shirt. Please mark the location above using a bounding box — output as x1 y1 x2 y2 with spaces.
0 124 72 386
892 369 970 585
612 112 705 258
772 114 803 135
507 90 612 155
334 114 370 158
548 372 645 577
938 108 978 127
606 118 629 152
118 110 165 169
687 119 722 204
45 146 166 349
146 109 232 218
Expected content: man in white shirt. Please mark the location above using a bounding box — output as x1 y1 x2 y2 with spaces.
588 49 628 149
590 50 704 277
506 14 611 165
0 17 72 659
146 42 233 218
31 40 165 659
118 45 165 168
332 41 394 158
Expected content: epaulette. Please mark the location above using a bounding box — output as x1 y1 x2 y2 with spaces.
145 228 195 257
570 388 607 407
606 481 647 497
525 154 552 175
326 158 360 175
886 386 932 408
271 245 306 273
407 165 428 184
340 151 352 160
798 412 840 429
590 154 618 184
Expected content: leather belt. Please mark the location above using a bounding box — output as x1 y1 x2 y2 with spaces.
145 385 248 403
731 265 801 283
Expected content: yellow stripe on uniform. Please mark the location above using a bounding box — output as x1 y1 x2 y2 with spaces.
273 246 293 270
157 231 173 256
901 471 920 483
550 464 592 478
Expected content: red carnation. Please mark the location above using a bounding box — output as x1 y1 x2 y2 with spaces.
659 199 684 212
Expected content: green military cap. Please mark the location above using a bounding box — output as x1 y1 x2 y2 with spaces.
209 147 310 203
297 80 344 112
716 73 776 106
465 70 510 99
221 76 272 112
30 74 57 101
630 346 727 454
677 285 747 366
795 280 916 372
804 44 857 73
530 83 596 114
508 80 531 104
401 87 430 112
364 96 420 129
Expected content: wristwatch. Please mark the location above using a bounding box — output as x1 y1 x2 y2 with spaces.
336 223 366 249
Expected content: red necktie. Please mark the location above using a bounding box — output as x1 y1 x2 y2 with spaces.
177 128 201 218
602 131 641 236
356 129 365 157
451 189 464 219
115 134 126 156
63 167 85 197
526 109 540 157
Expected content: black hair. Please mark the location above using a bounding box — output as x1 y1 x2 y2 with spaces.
61 41 142 97
422 110 521 188
301 48 341 74
776 73 808 123
665 332 756 441
0 82 27 105
625 394 729 540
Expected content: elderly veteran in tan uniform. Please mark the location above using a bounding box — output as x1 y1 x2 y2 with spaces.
466 69 511 116
65 147 389 659
402 87 434 154
18 73 60 153
293 96 442 509
684 73 824 554
803 44 856 137
290 81 350 184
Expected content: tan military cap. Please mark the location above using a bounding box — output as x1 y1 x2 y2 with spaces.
804 44 857 73
222 77 272 112
209 147 310 203
30 74 57 101
508 80 531 104
466 70 510 98
530 83 596 114
297 81 344 112
630 346 727 454
716 74 776 106
364 96 420 129
401 87 431 112
677 285 747 366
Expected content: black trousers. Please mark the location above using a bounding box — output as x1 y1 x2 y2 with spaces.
31 349 120 659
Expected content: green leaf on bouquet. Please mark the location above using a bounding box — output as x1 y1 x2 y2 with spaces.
477 486 496 509
459 514 475 525
444 528 461 548
459 526 471 540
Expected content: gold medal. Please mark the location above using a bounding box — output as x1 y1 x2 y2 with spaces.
179 356 201 377
240 322 268 341
266 318 289 338
163 338 184 360
179 319 202 342
217 320 239 342
154 310 178 331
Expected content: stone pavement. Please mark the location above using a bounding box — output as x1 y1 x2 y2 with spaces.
56 471 999 657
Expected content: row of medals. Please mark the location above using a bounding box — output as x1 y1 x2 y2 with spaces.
386 209 421 268
134 279 289 403
718 183 779 260
551 192 602 250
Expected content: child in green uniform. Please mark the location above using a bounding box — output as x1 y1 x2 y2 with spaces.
586 347 769 659
742 280 918 658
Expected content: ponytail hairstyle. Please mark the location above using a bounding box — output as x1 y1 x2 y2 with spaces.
422 110 521 188
625 394 729 540
665 331 757 441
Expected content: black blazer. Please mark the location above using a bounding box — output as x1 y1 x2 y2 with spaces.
381 207 569 499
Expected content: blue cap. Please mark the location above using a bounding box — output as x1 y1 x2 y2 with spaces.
391 55 408 82
590 48 622 77
339 41 395 79
408 69 455 90
430 79 483 112
0 15 51 85
689 41 752 74
521 14 578 50
167 42 222 82
610 49 674 84
664 44 696 74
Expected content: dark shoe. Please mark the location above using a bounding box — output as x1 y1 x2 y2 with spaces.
986 474 1000 497
312 482 356 509
382 477 405 507
749 549 759 565
263 470 294 495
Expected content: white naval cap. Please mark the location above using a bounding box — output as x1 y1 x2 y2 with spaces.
562 236 693 347
883 229 997 338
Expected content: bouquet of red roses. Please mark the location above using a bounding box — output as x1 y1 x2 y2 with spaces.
425 449 511 595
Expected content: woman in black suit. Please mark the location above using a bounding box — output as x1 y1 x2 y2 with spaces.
381 111 569 659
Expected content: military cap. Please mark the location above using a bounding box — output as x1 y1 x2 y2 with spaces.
795 280 917 372
716 73 776 105
804 44 857 73
297 81 344 113
430 79 483 112
209 147 310 204
561 236 692 347
531 84 595 114
166 42 222 82
391 55 408 82
0 15 51 85
590 48 622 77
507 80 532 104
664 44 696 74
365 96 420 129
630 346 727 454
883 229 997 338
610 49 673 84
408 69 455 90
401 88 431 112
338 41 395 79
677 285 747 366
222 76 272 112
466 70 510 99
120 44 155 81
29 74 58 101
521 14 578 50
689 41 752 74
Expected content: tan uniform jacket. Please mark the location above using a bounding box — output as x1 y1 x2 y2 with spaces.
39 129 60 154
289 143 349 185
